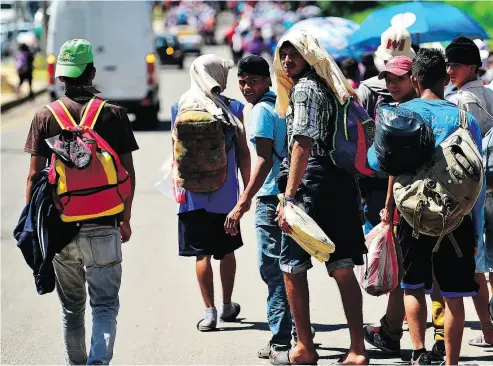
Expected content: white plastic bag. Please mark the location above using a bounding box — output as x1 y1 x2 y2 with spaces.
355 222 399 296
154 162 174 200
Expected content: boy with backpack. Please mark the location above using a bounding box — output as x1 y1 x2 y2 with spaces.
365 56 449 362
24 39 138 365
223 55 292 358
379 48 483 365
357 26 416 235
364 55 419 356
171 55 251 332
445 37 493 348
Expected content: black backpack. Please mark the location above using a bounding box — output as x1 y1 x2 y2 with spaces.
374 103 435 176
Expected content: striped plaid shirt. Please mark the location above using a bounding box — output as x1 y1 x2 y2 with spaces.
286 69 337 157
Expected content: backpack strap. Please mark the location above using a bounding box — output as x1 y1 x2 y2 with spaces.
46 99 77 129
46 97 107 130
458 90 493 121
80 97 107 129
458 108 469 129
257 93 285 162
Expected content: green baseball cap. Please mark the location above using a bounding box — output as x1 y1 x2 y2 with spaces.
55 39 94 78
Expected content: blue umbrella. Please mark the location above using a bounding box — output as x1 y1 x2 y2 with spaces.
289 17 361 59
349 1 490 48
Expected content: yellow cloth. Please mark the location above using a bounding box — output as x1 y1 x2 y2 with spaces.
432 300 445 341
273 29 359 118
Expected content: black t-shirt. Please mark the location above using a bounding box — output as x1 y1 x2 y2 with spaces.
25 91 139 158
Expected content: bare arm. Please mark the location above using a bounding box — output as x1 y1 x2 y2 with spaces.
284 136 312 198
241 137 273 202
224 137 274 235
26 155 47 204
277 136 312 233
119 153 136 222
119 153 135 243
382 175 396 225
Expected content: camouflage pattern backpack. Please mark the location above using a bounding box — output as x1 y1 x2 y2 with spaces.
393 108 483 255
172 109 232 193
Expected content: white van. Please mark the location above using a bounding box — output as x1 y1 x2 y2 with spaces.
47 0 160 129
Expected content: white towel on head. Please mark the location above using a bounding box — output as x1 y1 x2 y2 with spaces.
178 54 242 132
273 29 359 118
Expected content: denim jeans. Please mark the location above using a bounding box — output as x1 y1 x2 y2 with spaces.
255 196 293 348
53 224 122 365
477 193 493 273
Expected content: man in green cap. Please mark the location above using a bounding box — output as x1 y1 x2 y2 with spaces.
55 39 95 78
24 39 139 364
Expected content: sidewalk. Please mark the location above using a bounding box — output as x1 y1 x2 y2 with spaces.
1 62 48 112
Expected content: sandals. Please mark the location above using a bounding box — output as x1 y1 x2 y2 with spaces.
270 350 293 365
468 334 493 348
331 352 370 365
258 343 272 359
270 350 318 365
331 353 348 366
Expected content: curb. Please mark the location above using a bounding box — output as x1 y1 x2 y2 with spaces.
1 88 48 113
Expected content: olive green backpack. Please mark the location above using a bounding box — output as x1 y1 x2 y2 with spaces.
393 108 483 256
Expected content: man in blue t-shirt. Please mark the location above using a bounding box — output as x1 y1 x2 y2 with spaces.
224 55 292 358
369 48 484 366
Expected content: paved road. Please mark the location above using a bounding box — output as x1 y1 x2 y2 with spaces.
1 35 490 366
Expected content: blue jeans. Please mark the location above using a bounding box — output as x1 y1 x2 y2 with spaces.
53 224 122 365
477 193 493 273
255 196 293 348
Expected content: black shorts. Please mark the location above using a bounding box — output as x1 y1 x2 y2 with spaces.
178 209 243 260
19 72 33 85
398 215 479 297
278 158 367 274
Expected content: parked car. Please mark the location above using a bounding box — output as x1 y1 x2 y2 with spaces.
47 0 160 129
172 25 202 55
155 33 184 69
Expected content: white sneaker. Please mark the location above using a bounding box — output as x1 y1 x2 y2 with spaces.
197 307 217 332
219 302 241 322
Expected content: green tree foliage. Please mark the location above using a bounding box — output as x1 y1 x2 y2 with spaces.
318 1 380 18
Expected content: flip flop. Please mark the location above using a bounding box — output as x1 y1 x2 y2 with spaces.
270 350 318 365
270 350 292 365
331 353 347 365
331 353 370 365
468 335 493 348
258 343 272 359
